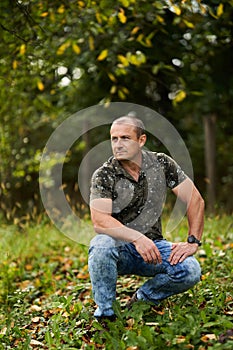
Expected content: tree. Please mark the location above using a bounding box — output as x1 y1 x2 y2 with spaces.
0 0 232 221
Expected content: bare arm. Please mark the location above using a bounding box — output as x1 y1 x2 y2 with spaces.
172 177 205 240
90 198 162 264
169 177 205 265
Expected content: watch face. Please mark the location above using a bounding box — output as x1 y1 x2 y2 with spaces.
188 236 195 243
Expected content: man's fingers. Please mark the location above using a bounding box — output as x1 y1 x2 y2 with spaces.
148 246 162 264
169 242 198 265
140 246 161 264
134 236 162 264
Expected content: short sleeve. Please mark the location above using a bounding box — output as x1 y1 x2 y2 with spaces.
157 153 187 189
90 167 115 202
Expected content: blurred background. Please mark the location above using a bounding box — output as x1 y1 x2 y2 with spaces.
0 0 232 226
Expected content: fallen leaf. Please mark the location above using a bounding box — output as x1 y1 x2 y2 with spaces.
30 339 44 347
225 311 233 315
176 335 186 343
29 305 42 312
0 327 7 335
201 334 217 342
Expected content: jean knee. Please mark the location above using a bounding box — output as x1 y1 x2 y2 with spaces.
183 256 202 285
89 234 118 248
88 236 119 269
168 256 201 287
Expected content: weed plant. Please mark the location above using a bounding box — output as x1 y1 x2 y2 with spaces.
0 216 232 349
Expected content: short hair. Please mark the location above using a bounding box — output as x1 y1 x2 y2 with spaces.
112 116 146 138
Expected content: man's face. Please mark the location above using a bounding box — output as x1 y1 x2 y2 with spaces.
110 122 146 162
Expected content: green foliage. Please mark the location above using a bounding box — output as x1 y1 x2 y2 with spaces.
0 216 232 349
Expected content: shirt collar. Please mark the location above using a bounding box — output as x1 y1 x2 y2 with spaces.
110 150 155 177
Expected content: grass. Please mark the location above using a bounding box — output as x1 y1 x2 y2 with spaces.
0 215 232 349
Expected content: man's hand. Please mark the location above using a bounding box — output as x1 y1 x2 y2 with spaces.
133 236 162 264
169 242 198 265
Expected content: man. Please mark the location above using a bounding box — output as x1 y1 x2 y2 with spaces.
88 116 204 321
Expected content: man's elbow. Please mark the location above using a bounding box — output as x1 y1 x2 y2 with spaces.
91 214 101 231
91 212 107 232
93 225 102 233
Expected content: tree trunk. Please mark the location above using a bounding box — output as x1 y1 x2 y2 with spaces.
81 119 91 205
204 114 216 214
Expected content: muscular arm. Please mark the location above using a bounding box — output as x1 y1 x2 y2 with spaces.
169 178 205 265
90 198 162 264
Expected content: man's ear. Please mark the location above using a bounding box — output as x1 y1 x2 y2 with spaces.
139 134 147 147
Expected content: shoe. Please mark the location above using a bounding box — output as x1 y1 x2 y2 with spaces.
126 292 138 310
95 314 116 329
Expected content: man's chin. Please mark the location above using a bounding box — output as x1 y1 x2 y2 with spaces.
115 154 129 161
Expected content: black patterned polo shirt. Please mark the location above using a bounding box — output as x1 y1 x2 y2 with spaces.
90 150 187 240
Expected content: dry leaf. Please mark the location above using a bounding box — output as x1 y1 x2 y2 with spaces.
31 316 40 323
29 305 42 312
201 334 217 342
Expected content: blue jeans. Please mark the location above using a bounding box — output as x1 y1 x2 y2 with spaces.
88 234 201 317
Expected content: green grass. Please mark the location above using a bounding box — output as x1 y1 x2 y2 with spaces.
0 215 232 349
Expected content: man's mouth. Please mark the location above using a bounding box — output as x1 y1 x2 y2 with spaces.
116 151 127 154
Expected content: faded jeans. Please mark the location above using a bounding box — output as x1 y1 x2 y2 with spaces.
88 234 201 318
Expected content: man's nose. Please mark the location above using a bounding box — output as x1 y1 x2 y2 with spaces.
115 139 123 147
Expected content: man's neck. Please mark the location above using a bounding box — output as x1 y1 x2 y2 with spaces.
119 154 142 181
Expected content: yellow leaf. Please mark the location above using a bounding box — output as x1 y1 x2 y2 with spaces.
129 54 138 65
118 54 129 66
217 3 223 17
108 73 117 83
127 52 146 66
12 60 18 69
41 12 48 17
137 33 144 43
37 81 44 91
19 44 26 55
110 85 117 94
174 90 186 103
57 5 65 14
173 5 181 16
183 19 195 29
122 86 129 94
156 15 164 23
96 12 102 24
131 26 140 35
72 43 81 55
118 89 126 100
78 1 85 7
57 41 70 55
118 8 127 23
145 37 152 47
89 36 95 51
97 49 108 61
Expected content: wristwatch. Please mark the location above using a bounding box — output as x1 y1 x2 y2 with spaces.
187 235 202 246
